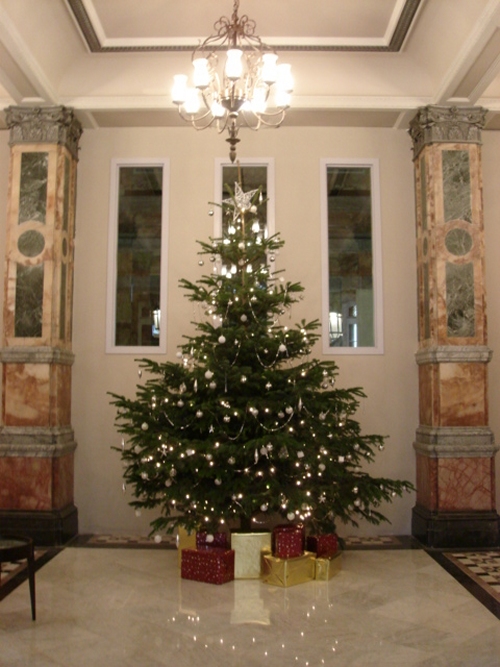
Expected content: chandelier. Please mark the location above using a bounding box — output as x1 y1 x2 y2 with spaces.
171 0 293 162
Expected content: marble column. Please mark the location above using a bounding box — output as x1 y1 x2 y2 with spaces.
409 105 499 547
0 106 82 545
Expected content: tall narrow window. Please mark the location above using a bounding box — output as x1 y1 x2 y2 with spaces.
106 159 169 353
321 159 383 354
214 158 274 238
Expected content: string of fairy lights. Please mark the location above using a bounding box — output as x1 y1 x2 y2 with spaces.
115 182 405 534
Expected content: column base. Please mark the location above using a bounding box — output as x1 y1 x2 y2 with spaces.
412 505 499 548
0 503 78 546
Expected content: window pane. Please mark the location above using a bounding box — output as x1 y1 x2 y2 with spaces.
325 165 375 349
114 166 163 347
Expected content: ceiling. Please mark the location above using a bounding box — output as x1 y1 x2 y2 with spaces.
1 0 500 132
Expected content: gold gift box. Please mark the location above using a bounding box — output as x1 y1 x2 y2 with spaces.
261 551 315 587
314 551 342 580
231 532 272 579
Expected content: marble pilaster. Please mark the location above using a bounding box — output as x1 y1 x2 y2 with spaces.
409 106 498 547
0 107 82 545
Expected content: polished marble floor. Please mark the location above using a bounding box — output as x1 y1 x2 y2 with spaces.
0 546 499 667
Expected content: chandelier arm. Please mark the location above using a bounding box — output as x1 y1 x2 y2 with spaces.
177 107 218 131
255 109 288 125
215 115 230 135
237 113 261 131
196 32 231 56
239 109 287 130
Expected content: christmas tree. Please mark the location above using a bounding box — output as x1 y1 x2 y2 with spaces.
110 183 412 538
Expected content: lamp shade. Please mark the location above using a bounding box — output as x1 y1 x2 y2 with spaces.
225 49 243 80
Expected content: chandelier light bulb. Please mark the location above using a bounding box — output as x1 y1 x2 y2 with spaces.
172 74 188 104
193 58 211 89
211 99 226 118
184 88 201 114
261 53 278 84
225 48 243 80
251 85 268 114
277 63 294 93
275 89 291 109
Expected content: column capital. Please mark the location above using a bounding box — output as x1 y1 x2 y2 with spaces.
5 105 83 160
415 345 493 365
409 105 487 159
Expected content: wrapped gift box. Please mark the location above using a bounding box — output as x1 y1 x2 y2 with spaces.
177 526 197 567
181 547 235 585
306 533 338 558
272 524 304 559
314 551 342 581
196 530 228 549
261 551 315 587
231 531 271 579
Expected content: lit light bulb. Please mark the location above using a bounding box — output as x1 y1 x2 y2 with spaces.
172 75 187 104
184 88 200 114
277 63 293 92
225 49 243 80
211 99 226 118
251 85 267 114
261 53 278 84
193 58 210 89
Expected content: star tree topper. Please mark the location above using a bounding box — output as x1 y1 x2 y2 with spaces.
223 182 259 221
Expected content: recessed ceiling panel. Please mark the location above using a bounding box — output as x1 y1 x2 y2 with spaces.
92 0 396 39
69 0 422 51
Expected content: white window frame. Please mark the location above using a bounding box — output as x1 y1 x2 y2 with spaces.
214 158 275 237
106 158 169 354
320 158 384 355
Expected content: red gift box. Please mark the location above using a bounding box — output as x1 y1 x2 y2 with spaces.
306 534 338 558
272 524 304 559
181 547 235 585
196 531 228 549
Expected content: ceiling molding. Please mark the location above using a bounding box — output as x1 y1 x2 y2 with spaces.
66 0 423 53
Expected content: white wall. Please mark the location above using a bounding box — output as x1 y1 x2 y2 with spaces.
70 125 419 537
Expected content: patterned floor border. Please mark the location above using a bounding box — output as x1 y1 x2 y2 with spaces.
429 550 500 619
69 534 177 549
